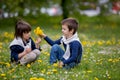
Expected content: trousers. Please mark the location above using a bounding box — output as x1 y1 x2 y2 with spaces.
20 49 40 65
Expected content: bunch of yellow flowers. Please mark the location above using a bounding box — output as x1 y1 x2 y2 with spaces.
34 27 44 36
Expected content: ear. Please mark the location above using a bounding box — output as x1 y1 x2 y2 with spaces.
70 29 74 34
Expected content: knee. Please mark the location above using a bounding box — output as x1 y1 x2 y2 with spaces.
51 44 60 50
30 53 37 60
33 49 41 56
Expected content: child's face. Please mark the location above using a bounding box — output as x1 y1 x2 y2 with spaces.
62 25 73 38
22 32 31 41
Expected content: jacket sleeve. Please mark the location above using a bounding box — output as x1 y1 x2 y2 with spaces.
30 38 42 51
44 36 62 46
10 45 24 62
30 38 36 50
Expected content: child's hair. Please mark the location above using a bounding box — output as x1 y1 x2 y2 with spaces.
61 18 78 34
14 20 31 38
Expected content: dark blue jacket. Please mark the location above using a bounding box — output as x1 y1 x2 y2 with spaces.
44 36 83 64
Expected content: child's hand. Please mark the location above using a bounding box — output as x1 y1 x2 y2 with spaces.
35 37 41 49
35 37 41 44
58 61 64 68
25 48 31 53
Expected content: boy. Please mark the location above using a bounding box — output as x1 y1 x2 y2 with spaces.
40 18 82 69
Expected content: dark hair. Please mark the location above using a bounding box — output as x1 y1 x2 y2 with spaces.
14 20 31 38
61 18 79 34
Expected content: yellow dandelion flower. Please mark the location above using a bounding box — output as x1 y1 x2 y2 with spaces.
87 70 92 73
8 68 15 73
81 41 87 46
1 74 6 77
5 62 11 67
108 76 111 79
37 60 42 63
52 69 57 73
0 62 4 64
4 32 9 37
34 27 44 36
27 64 31 68
108 59 112 62
106 40 112 45
53 63 58 67
0 42 2 49
114 59 119 62
112 60 115 63
41 69 46 74
30 77 38 80
94 77 99 80
12 75 16 78
46 53 50 56
46 71 51 75
97 41 103 45
38 78 45 80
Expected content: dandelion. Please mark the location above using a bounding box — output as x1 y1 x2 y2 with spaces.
44 52 50 56
5 62 11 67
30 77 37 80
97 40 103 45
114 58 119 62
34 27 44 36
0 62 4 64
81 41 87 46
27 64 31 68
87 70 92 73
108 59 112 62
94 77 99 80
106 40 112 45
0 42 2 49
37 59 42 63
52 69 57 73
108 76 111 79
46 71 51 75
4 32 9 37
38 78 45 80
8 68 15 73
12 75 16 79
53 63 58 67
111 37 116 44
1 73 6 77
41 69 46 74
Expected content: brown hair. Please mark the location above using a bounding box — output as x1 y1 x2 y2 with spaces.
14 20 31 38
61 18 79 34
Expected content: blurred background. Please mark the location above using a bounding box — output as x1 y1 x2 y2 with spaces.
0 0 120 42
0 0 120 19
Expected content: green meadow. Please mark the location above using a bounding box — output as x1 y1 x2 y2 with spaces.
0 15 120 80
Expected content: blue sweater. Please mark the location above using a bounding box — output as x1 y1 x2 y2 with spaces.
9 38 37 62
44 36 82 64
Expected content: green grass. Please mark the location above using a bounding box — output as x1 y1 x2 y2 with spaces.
0 14 120 80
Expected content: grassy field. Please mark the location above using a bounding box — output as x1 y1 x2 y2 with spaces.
0 14 120 80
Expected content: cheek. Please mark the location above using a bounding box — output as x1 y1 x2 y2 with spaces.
62 31 67 34
64 30 69 33
23 34 29 38
22 34 25 38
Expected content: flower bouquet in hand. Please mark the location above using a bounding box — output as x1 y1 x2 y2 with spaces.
34 26 44 37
